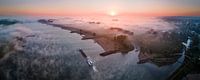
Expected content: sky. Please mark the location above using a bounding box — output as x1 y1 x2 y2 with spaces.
0 0 200 16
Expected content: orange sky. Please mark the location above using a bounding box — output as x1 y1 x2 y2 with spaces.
0 0 200 16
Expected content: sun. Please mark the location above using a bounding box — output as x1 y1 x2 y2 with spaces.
109 10 117 16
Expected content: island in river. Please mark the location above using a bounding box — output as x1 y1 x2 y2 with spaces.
38 19 135 56
1 16 200 80
38 18 183 66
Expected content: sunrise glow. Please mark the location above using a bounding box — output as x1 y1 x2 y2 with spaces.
0 0 200 16
109 10 117 16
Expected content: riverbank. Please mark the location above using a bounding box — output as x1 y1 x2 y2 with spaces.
38 19 135 56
